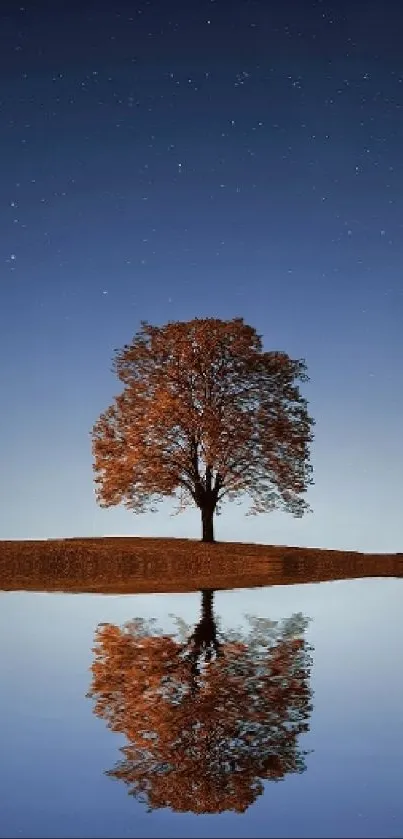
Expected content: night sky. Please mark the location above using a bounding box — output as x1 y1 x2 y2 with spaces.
1 0 402 551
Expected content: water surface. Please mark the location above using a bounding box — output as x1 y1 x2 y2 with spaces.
0 578 402 838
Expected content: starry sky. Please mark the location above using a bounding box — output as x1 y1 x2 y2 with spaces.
1 0 402 552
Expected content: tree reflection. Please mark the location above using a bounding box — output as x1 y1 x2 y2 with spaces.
87 590 313 814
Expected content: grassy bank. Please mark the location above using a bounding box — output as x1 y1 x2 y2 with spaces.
0 536 402 594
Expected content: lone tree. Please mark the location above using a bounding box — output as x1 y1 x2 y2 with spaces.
91 317 315 542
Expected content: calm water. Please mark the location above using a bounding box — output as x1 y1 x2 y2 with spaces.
0 578 402 838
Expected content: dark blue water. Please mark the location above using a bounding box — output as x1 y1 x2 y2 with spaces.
1 578 402 838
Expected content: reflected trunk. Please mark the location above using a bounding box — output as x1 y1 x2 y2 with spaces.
191 589 218 654
185 590 221 689
200 588 214 624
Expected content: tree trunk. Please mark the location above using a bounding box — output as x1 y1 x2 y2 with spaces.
201 505 215 542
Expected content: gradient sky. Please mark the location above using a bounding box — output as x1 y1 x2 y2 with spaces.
1 0 402 551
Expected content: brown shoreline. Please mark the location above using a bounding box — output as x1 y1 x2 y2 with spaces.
0 536 401 595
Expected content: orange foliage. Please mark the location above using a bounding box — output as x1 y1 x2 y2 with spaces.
91 318 315 539
87 594 313 814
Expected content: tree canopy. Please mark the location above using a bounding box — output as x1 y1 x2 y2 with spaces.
91 317 315 540
87 593 313 814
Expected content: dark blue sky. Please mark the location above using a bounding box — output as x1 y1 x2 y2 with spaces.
1 0 402 550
